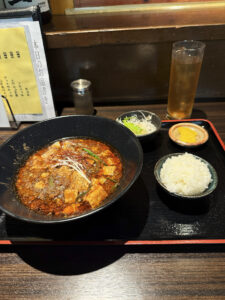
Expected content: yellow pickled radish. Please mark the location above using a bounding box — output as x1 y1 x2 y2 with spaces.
177 126 197 144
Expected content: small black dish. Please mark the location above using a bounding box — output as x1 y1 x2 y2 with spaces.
116 110 161 145
154 153 218 199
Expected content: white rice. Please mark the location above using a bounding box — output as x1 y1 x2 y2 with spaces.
160 153 212 196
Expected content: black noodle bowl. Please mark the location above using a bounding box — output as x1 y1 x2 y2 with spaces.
0 115 143 224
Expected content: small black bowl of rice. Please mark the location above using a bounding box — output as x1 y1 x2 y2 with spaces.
154 152 218 199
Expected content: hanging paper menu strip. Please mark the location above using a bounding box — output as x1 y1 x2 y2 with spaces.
0 26 43 115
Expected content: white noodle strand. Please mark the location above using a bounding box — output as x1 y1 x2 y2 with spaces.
53 157 91 184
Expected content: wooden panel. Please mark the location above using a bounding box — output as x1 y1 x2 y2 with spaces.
44 2 225 48
45 24 225 49
46 40 225 106
49 0 74 14
43 2 225 106
75 0 219 8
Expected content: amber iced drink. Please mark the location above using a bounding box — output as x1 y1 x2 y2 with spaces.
167 40 205 120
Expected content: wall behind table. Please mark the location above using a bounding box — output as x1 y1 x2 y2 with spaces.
46 39 225 109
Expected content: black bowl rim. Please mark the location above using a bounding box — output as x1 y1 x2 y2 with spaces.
116 110 161 137
0 115 143 224
154 152 218 199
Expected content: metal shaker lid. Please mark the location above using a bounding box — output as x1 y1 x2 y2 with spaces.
71 79 91 92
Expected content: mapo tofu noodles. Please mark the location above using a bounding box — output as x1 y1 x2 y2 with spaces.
15 138 123 217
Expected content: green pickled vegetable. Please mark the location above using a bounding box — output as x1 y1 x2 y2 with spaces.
122 117 144 135
83 148 107 165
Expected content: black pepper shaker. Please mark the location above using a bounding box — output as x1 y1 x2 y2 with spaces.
71 79 94 115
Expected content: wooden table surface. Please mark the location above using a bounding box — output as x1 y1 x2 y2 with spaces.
1 102 225 300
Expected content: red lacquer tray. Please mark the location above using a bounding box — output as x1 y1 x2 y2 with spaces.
0 119 225 246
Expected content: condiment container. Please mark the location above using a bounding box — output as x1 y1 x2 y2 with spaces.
71 79 94 115
169 122 208 147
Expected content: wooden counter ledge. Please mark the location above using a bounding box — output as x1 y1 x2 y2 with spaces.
44 2 225 48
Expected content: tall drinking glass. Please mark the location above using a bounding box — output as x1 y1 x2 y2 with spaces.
167 40 205 120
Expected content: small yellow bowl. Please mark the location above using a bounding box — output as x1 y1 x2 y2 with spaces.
169 122 209 147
